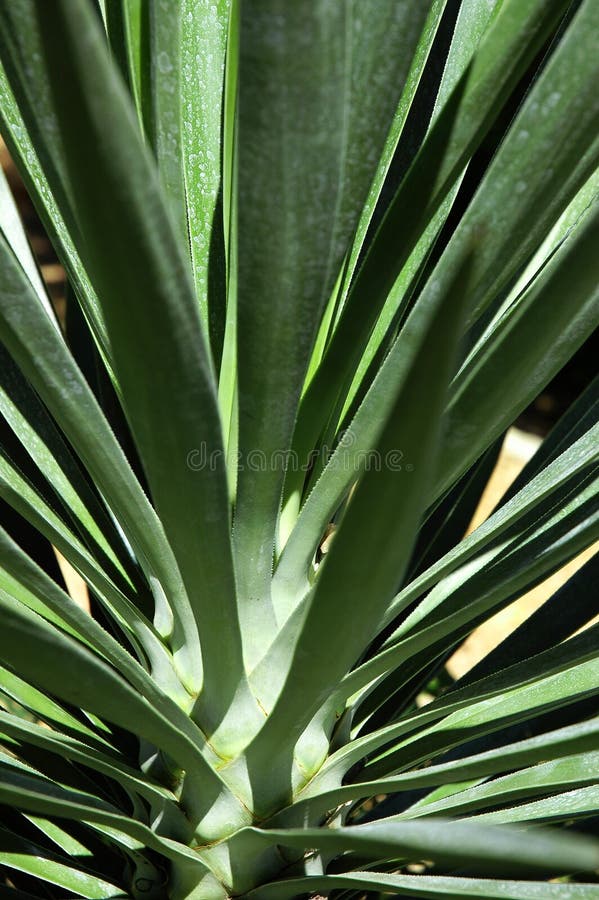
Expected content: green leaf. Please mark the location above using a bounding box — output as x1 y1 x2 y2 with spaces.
317 454 598 722
272 254 485 619
381 420 598 634
0 826 124 899
473 166 599 359
0 890 119 900
286 0 572 506
0 528 213 737
468 785 599 826
147 0 188 252
24 815 93 858
0 207 200 691
433 197 599 499
106 0 150 135
0 459 173 685
0 711 185 815
247 246 475 809
329 0 501 432
0 525 133 653
231 0 351 660
0 767 210 872
0 164 47 307
0 8 112 366
233 0 440 665
312 620 599 787
272 716 599 829
357 628 599 781
339 8 599 434
247 872 599 900
181 0 230 356
237 818 599 877
397 752 599 820
0 664 111 745
0 595 247 838
0 345 137 594
299 0 449 396
276 100 599 626
145 0 230 360
276 290 588 626
30 0 248 739
395 475 598 646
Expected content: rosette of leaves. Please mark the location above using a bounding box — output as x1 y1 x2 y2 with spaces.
0 0 598 898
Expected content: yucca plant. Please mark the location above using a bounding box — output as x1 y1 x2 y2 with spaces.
0 0 598 897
